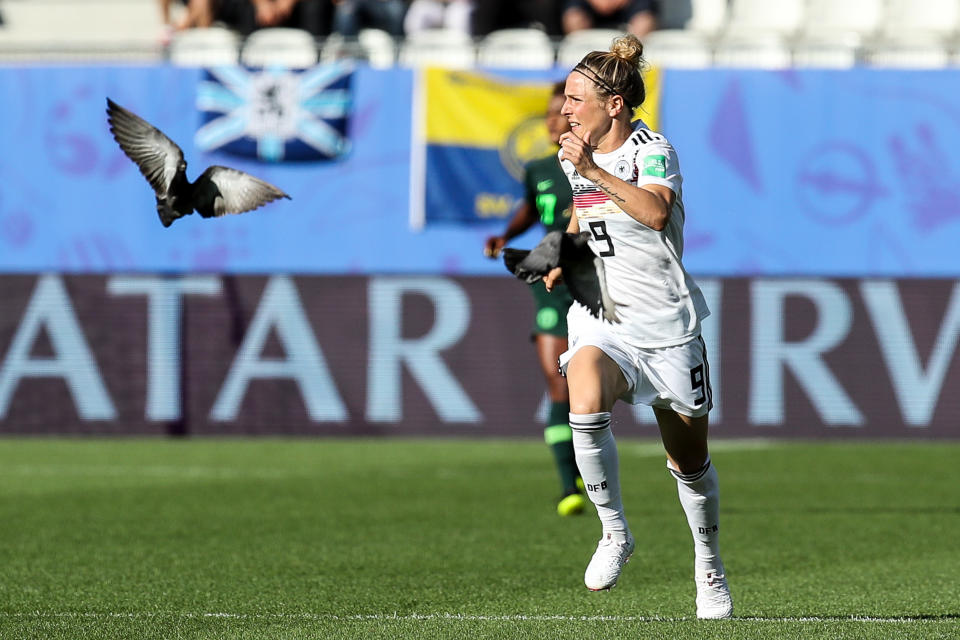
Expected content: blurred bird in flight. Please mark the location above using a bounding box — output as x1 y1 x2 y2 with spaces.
106 98 290 227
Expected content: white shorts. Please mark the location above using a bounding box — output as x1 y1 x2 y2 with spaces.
558 329 713 418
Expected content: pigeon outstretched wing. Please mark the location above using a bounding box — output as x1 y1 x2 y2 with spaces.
560 245 620 324
107 98 291 227
106 98 184 197
503 230 620 323
193 166 291 218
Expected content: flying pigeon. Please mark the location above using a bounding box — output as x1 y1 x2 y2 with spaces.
106 98 290 227
503 230 620 323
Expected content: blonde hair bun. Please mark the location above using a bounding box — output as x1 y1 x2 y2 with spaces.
610 34 644 68
576 33 647 108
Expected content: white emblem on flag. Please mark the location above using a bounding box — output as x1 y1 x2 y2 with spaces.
195 63 353 162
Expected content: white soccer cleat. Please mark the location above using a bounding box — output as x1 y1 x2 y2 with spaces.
584 531 635 590
695 568 733 619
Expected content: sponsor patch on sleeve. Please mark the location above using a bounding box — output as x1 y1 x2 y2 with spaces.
642 154 666 178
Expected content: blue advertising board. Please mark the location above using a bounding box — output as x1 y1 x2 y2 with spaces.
662 69 960 277
0 65 959 276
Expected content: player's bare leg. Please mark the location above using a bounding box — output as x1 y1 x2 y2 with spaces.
655 407 733 619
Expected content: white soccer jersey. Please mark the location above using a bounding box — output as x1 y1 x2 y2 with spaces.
560 120 709 348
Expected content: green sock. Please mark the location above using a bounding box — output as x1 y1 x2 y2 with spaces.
544 401 579 494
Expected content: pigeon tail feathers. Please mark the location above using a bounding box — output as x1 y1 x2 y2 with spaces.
591 256 621 324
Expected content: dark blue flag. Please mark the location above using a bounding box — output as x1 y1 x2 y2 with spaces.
196 63 353 162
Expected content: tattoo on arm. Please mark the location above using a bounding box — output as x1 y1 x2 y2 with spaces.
593 176 628 205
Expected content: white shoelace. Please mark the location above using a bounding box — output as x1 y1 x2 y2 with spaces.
594 539 631 570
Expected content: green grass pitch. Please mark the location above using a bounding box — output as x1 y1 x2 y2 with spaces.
0 437 957 640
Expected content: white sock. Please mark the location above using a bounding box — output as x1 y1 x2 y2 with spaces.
670 458 723 575
570 412 629 535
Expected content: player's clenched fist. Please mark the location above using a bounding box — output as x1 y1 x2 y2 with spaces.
559 129 598 177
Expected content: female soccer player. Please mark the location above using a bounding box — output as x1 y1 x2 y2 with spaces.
485 83 586 517
544 34 733 619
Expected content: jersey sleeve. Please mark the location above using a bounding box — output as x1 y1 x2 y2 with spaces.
558 148 576 183
633 139 682 195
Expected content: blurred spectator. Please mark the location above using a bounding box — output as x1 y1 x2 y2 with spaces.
331 0 406 37
158 0 330 36
158 0 213 32
236 0 330 34
404 0 474 37
472 0 562 37
562 0 659 37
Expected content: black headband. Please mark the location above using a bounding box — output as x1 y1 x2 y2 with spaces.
573 63 631 109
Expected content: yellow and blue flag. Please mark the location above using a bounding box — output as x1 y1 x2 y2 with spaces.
409 66 660 228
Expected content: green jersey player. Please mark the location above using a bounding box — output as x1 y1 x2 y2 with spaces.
485 83 585 517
